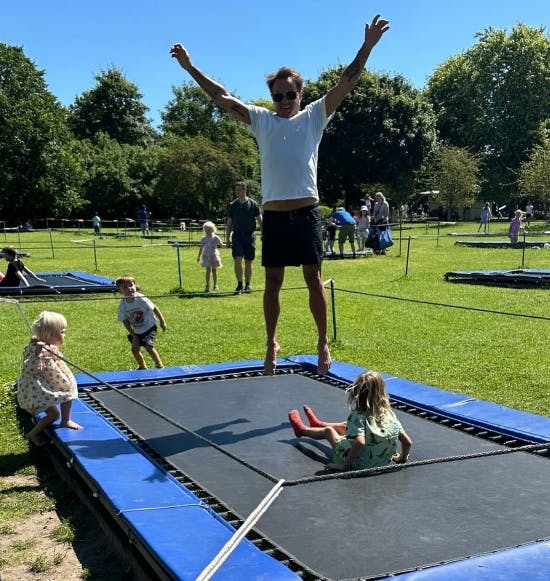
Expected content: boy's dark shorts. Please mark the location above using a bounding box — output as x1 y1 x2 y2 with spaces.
262 204 323 268
231 232 256 261
127 325 157 348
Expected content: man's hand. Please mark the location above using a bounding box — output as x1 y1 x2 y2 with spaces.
170 43 191 69
365 14 390 48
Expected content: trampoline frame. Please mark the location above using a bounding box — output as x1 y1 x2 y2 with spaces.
0 271 116 295
39 357 550 580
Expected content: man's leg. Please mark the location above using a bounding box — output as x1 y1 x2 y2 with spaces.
233 256 244 290
244 259 253 286
263 266 284 374
302 264 332 375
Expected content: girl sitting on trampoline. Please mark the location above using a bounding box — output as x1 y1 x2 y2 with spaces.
17 311 83 446
288 371 412 470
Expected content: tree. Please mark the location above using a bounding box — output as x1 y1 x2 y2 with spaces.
427 24 550 201
70 68 154 145
517 136 550 212
75 132 160 219
162 83 260 190
0 44 85 220
303 68 437 208
426 145 481 219
155 135 239 219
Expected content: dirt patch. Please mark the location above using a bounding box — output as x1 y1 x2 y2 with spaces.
0 473 134 581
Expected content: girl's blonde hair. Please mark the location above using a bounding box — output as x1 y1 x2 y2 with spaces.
203 221 216 234
345 371 390 419
31 311 67 342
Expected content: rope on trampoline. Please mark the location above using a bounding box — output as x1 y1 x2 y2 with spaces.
196 479 285 581
284 440 550 486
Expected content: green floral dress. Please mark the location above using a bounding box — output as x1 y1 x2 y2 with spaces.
333 408 403 469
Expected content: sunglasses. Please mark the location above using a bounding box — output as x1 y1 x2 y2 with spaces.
272 91 298 102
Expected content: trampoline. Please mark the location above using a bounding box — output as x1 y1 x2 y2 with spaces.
0 271 116 296
454 239 550 248
38 357 550 580
445 268 550 288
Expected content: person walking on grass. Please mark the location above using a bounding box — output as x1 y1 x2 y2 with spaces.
171 14 390 375
116 275 167 369
226 181 262 294
198 221 225 292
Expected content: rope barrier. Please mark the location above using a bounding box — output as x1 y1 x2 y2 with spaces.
196 479 285 581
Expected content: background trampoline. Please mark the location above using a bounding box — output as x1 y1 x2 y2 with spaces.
0 271 116 295
38 357 550 580
445 268 550 288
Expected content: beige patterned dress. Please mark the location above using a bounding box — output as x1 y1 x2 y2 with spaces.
17 340 78 414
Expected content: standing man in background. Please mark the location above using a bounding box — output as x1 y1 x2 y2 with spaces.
171 14 389 375
226 181 262 294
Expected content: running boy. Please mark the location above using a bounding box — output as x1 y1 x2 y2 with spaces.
116 275 167 369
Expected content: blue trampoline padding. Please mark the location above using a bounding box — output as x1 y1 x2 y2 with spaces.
122 505 298 581
394 540 550 580
47 399 299 580
38 271 116 285
75 359 283 388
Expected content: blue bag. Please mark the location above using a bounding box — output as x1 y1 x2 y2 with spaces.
378 227 393 250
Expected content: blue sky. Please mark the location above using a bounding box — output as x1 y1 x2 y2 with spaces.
2 1 548 128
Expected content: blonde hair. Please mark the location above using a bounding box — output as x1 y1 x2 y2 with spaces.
203 221 216 235
31 311 67 342
345 371 390 419
115 275 136 289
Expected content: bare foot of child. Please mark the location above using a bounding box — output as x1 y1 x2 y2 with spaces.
264 341 280 375
60 420 83 430
25 432 46 447
317 341 332 375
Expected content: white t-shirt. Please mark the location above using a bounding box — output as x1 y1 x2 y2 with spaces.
248 97 332 204
117 293 157 333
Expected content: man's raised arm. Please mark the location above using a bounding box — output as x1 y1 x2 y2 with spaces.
325 14 389 116
170 43 251 125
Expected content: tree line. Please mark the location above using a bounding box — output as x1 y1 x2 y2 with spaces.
1 23 548 225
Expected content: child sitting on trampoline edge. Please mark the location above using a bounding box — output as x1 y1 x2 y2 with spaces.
288 370 412 471
0 245 46 287
17 311 83 446
197 221 225 292
116 275 167 369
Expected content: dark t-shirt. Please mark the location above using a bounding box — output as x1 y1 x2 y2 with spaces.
227 198 260 233
0 259 24 286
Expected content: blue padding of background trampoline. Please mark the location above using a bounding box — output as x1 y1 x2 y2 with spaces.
49 398 299 580
394 540 550 580
121 505 299 581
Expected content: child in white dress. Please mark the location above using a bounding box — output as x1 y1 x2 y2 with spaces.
17 311 82 446
197 221 226 292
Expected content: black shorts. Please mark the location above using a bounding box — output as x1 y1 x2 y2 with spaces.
231 232 256 261
128 325 157 348
262 205 323 268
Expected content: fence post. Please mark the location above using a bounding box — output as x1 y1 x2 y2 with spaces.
176 244 183 289
93 240 98 270
49 228 55 259
405 236 412 276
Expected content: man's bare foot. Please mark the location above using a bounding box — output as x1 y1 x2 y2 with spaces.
317 341 332 375
60 420 83 430
25 432 46 447
264 341 280 375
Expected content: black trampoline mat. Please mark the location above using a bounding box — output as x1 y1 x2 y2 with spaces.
92 374 550 580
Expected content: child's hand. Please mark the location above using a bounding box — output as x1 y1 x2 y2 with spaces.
392 453 408 464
